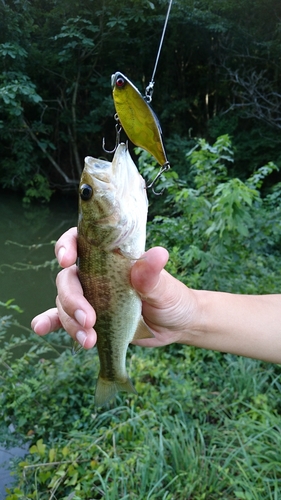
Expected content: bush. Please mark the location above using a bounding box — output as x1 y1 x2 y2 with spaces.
1 136 281 498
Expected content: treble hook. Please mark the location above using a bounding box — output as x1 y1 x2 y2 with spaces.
146 161 170 195
102 114 122 154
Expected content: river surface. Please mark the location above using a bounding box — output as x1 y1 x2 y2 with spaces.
0 444 28 498
0 189 77 332
0 189 77 498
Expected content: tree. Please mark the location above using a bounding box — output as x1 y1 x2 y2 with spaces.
1 0 281 199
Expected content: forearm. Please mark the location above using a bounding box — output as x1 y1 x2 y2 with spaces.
186 291 281 363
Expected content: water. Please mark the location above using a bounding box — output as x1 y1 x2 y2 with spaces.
0 189 77 497
0 189 77 330
0 444 28 498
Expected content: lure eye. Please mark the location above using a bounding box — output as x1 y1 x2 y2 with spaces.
80 183 93 201
116 76 125 88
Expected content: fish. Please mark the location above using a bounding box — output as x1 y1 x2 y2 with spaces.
77 142 153 406
111 71 169 169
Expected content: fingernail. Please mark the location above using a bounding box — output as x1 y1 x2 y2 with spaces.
31 320 39 333
74 309 86 327
57 247 66 265
76 331 87 347
32 318 46 335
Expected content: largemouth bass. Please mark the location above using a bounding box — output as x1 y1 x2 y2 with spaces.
77 143 152 406
111 71 169 169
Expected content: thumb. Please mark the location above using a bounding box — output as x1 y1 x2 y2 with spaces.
131 246 186 347
131 246 169 299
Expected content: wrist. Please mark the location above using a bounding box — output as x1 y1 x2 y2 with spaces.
175 287 207 344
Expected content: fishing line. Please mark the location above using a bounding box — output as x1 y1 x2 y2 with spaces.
145 0 174 102
106 0 174 193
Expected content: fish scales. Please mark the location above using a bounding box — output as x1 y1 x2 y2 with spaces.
77 143 152 406
79 244 140 380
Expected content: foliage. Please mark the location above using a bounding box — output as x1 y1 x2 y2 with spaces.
1 136 281 497
22 174 53 204
1 324 281 498
142 135 281 293
1 0 281 492
1 0 281 200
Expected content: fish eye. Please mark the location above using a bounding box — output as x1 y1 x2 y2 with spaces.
80 183 93 201
116 76 125 88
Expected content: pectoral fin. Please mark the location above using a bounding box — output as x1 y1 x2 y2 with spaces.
133 317 155 340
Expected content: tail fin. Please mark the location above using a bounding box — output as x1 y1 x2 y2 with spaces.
95 375 137 407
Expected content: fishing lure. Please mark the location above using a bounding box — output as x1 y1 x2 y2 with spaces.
112 72 168 166
110 72 170 192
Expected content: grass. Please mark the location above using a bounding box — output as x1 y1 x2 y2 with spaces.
0 331 280 499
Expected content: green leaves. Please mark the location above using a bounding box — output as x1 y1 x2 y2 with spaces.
206 178 258 238
187 135 233 194
0 73 42 115
0 43 27 60
0 299 23 313
1 0 281 200
30 439 46 457
144 134 281 292
52 17 99 62
1 325 281 499
22 174 53 204
247 161 279 190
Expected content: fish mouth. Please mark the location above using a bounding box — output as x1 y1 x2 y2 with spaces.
90 172 111 185
92 170 111 184
92 176 111 187
84 157 112 184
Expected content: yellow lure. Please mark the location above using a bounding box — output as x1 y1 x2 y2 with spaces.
111 72 169 168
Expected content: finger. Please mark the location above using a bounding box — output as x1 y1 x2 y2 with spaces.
31 308 62 335
31 304 97 349
55 227 78 268
131 246 169 299
56 264 96 330
131 246 188 341
56 295 97 349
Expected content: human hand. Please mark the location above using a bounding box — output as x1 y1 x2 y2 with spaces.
31 227 198 349
31 227 97 349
